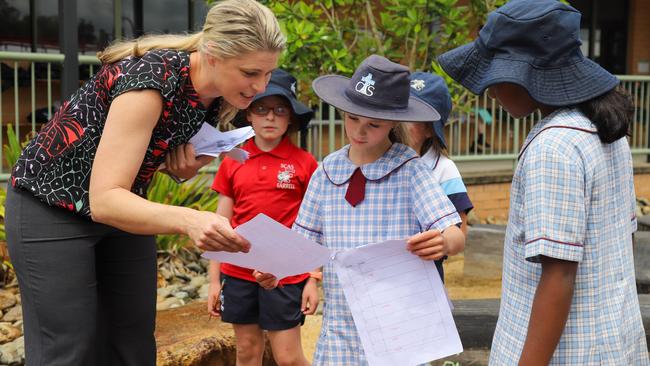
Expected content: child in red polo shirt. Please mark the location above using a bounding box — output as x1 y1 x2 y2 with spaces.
207 69 319 366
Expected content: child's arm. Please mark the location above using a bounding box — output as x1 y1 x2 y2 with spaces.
407 225 465 260
207 195 235 316
253 271 279 289
207 261 222 317
459 212 469 236
301 271 321 315
518 256 577 366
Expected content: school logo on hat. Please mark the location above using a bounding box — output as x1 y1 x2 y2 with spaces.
312 54 440 122
355 73 376 96
411 79 426 92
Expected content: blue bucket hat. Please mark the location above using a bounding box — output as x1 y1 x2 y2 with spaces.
312 55 440 122
235 69 313 131
409 72 452 148
437 0 618 106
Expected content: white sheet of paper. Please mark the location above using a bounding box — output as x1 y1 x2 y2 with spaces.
189 123 255 158
223 147 249 163
201 214 332 280
334 240 463 366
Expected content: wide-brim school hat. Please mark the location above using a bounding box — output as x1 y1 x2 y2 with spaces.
437 0 619 106
234 69 313 131
312 55 440 122
410 72 452 148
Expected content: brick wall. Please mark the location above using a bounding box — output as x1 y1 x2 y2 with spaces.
635 173 650 199
466 172 650 222
466 182 511 222
627 0 650 74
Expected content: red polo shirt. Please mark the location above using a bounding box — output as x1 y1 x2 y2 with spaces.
211 137 318 284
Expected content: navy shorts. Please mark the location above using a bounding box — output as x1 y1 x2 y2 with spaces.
220 273 306 331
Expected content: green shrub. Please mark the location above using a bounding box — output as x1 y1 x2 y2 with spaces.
146 172 219 253
0 123 29 244
3 124 27 170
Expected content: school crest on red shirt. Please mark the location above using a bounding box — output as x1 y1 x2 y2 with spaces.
276 163 296 190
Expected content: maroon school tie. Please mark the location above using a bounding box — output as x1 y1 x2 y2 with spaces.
345 168 366 207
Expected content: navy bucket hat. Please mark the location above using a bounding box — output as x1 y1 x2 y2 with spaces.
235 69 313 131
410 72 452 148
437 0 619 106
312 55 440 122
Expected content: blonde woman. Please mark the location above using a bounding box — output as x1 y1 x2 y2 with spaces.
5 1 283 364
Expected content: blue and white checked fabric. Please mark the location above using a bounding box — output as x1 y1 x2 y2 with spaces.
293 143 461 365
490 108 648 365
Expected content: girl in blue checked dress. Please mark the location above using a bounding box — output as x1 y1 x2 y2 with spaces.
286 55 464 365
438 0 649 364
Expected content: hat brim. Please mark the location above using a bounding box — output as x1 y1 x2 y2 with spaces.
438 42 619 106
312 75 441 122
234 84 314 130
433 120 447 148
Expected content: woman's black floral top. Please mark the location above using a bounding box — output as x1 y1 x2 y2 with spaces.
11 49 220 218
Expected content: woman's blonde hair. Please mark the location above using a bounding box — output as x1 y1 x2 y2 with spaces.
97 0 285 124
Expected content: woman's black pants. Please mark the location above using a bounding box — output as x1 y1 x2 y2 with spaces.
5 186 157 366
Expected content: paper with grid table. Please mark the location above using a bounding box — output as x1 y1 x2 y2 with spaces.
334 239 463 365
202 214 462 365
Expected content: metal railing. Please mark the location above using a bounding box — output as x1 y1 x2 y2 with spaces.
0 51 101 179
1 51 649 180
306 76 650 162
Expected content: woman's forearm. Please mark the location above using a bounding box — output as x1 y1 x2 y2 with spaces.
90 187 196 235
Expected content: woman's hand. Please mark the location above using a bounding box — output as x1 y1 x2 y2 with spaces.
406 230 448 260
163 144 214 180
207 279 223 317
301 278 320 315
253 270 279 290
187 211 250 252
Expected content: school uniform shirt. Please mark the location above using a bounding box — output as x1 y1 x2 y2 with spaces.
490 108 649 365
293 143 461 365
212 137 318 285
12 49 221 217
421 149 473 214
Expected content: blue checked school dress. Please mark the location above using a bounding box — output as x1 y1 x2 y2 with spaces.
489 109 649 365
293 143 461 365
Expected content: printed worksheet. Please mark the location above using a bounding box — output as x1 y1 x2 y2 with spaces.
202 214 332 280
334 240 463 366
203 215 463 365
189 123 255 161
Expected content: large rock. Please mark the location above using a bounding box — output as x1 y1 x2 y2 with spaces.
463 225 506 280
639 215 650 231
0 322 22 344
1 306 21 323
450 295 650 351
155 301 276 366
0 291 16 311
0 336 24 365
452 299 500 349
635 232 650 288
